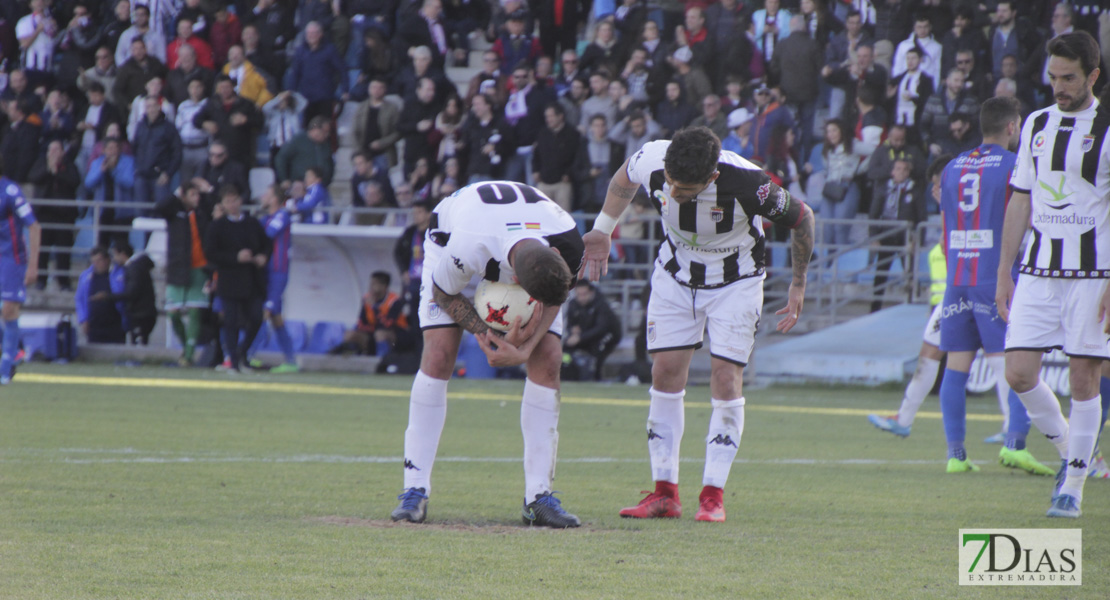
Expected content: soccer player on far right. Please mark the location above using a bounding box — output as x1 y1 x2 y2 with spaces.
998 31 1110 519
0 168 40 383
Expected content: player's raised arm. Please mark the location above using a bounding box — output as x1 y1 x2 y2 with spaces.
580 157 639 281
995 188 1031 322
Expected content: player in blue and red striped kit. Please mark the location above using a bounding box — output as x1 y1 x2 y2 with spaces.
936 97 1049 475
0 173 41 384
258 184 299 373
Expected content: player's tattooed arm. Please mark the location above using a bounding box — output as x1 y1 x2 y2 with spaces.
607 177 639 201
790 204 815 286
433 284 492 336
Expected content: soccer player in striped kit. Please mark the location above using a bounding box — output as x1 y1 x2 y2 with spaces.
998 32 1110 518
582 127 815 522
934 97 1052 476
0 171 40 384
257 184 298 373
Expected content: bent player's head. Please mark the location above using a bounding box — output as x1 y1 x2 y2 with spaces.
926 153 953 206
663 127 720 203
979 96 1022 149
1046 31 1100 112
512 239 572 307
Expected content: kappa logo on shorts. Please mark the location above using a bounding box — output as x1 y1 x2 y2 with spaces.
647 320 657 343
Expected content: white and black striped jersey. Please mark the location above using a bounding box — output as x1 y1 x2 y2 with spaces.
427 181 583 295
1010 99 1110 278
626 141 806 288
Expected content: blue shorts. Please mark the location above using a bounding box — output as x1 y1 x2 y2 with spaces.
939 285 1005 353
0 259 27 304
265 272 289 315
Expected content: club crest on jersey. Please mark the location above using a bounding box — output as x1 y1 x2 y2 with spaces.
710 206 724 222
1082 135 1095 153
653 189 670 216
1031 131 1047 156
647 320 657 343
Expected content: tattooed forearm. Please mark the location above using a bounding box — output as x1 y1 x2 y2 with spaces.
790 207 815 286
434 285 491 335
607 177 639 201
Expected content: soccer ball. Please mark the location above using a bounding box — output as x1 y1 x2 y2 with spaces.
473 280 535 332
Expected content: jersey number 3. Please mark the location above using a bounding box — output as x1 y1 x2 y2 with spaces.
476 182 548 205
958 172 980 212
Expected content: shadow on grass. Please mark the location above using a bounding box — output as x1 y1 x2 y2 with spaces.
310 515 627 533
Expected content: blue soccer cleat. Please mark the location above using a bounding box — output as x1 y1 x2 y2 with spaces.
391 487 428 523
1046 494 1081 518
983 432 1005 444
522 492 580 528
867 414 910 437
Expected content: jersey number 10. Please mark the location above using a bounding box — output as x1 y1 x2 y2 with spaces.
476 182 549 205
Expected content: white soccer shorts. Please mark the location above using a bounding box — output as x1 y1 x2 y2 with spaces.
645 267 762 366
1004 276 1110 359
922 303 943 348
417 237 564 336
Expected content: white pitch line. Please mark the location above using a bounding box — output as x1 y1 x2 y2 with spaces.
0 451 953 466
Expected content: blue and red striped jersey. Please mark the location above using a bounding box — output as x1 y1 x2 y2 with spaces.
0 177 36 265
262 208 292 274
940 144 1016 287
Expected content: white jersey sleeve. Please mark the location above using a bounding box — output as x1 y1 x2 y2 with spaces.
626 140 669 187
1010 111 1038 193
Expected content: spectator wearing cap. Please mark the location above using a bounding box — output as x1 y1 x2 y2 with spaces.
285 20 348 128
771 14 821 154
750 85 792 163
722 108 755 159
690 94 729 140
222 45 273 108
492 9 542 75
667 46 711 111
166 43 215 106
193 75 264 168
395 0 451 71
608 109 662 162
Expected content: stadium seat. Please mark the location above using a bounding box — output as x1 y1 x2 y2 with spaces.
249 167 276 201
306 321 347 354
835 248 872 283
284 320 308 352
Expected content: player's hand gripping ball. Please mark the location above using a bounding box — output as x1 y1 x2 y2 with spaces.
474 280 535 332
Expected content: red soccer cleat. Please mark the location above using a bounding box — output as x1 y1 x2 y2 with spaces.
695 486 726 522
619 491 682 519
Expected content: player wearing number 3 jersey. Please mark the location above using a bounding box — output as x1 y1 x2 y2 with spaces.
581 127 815 522
390 181 586 528
997 32 1110 519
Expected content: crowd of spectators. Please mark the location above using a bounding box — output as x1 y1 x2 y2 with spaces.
4 0 1110 360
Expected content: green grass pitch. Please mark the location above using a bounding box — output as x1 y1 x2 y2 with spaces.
1 364 1105 599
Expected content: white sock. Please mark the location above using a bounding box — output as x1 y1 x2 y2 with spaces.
986 355 1010 431
703 397 745 488
897 357 940 427
402 370 449 493
647 387 685 484
1017 380 1069 460
521 378 560 502
1060 397 1101 501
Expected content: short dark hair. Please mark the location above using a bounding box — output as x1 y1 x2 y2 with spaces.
927 154 953 181
514 243 572 306
371 271 391 286
979 96 1021 137
180 181 199 195
906 47 923 58
305 166 322 180
133 4 149 16
545 102 565 118
307 115 329 131
90 246 109 259
949 112 971 124
220 183 242 199
664 126 720 185
113 242 134 257
215 74 233 87
1046 31 1101 77
87 81 106 94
